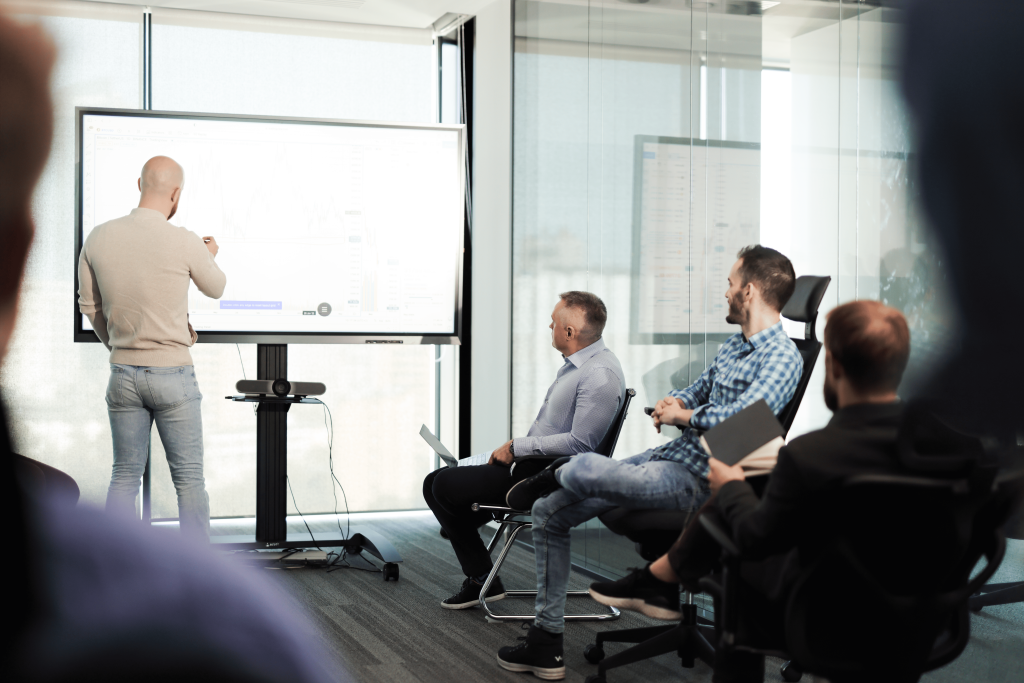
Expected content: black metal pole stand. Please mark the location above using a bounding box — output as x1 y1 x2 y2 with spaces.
215 344 403 580
256 344 288 544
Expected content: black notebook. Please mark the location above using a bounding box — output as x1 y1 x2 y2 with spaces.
699 399 785 472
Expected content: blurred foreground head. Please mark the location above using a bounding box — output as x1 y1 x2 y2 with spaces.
902 0 1024 434
0 13 55 360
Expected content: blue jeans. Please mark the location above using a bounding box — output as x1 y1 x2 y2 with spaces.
531 450 711 633
105 364 209 542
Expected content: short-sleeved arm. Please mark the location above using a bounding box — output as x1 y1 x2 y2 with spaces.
513 367 623 457
688 345 802 431
187 232 227 299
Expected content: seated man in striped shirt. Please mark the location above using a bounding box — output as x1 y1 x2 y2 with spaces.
497 246 803 681
423 291 625 610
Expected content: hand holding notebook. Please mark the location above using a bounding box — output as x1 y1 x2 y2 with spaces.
699 399 785 477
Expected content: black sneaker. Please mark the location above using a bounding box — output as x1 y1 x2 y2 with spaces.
441 576 506 610
589 566 682 621
506 458 570 510
497 625 565 680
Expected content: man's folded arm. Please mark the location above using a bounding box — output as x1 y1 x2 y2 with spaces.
513 367 623 457
688 350 802 431
715 448 805 560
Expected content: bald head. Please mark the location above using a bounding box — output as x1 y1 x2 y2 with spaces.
138 156 184 219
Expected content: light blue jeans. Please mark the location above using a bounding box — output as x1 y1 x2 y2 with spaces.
105 364 209 542
532 450 711 633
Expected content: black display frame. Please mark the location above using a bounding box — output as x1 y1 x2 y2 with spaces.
74 106 466 345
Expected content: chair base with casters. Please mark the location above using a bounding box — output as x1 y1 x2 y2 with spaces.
582 594 714 683
970 581 1024 611
473 503 621 622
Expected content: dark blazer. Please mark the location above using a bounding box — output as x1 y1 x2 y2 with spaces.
714 402 904 597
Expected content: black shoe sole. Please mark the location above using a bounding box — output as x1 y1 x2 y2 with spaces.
506 479 557 510
440 592 507 610
496 655 565 680
589 587 682 621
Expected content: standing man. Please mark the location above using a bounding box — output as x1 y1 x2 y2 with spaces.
423 291 625 609
498 246 803 680
78 156 226 542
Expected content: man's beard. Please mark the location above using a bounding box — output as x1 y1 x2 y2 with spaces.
823 374 839 412
725 296 744 325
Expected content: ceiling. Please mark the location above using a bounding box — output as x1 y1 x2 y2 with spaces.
75 0 498 29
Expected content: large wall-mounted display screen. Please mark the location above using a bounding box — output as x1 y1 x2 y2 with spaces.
630 135 760 344
75 108 464 344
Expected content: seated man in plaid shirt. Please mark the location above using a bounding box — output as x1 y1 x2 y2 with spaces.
497 245 804 681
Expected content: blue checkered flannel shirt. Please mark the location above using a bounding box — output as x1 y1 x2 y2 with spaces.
653 321 803 479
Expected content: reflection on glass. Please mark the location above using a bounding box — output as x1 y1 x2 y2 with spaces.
513 1 939 577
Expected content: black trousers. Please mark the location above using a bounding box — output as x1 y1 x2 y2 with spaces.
423 460 547 578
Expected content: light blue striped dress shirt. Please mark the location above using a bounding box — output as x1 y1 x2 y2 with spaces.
512 338 626 457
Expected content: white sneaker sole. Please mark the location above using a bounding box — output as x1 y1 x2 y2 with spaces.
440 592 507 610
496 656 565 680
589 588 683 621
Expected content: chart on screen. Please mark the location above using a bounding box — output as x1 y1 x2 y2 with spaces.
630 136 760 343
80 113 463 336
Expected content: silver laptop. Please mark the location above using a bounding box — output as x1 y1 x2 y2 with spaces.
419 425 459 468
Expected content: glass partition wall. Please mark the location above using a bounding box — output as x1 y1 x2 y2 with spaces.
512 0 946 578
1 2 446 521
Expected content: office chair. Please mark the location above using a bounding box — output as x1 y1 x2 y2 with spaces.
969 444 1024 612
698 462 1011 683
581 275 831 682
471 388 636 622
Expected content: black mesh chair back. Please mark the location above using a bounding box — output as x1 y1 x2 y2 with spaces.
776 275 831 433
594 388 635 458
783 470 1003 681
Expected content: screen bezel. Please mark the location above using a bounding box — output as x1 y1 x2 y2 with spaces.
74 106 465 345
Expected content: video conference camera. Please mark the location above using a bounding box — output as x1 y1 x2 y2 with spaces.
236 379 326 398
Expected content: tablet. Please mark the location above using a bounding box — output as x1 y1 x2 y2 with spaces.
419 425 459 468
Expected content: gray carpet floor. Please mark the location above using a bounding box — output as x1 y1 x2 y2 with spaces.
203 511 1024 683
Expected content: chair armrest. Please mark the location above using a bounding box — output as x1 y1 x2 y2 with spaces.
471 503 531 516
698 575 723 599
700 513 741 558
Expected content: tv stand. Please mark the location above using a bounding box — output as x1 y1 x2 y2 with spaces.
217 343 402 580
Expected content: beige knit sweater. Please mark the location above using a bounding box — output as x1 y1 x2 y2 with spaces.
78 207 226 367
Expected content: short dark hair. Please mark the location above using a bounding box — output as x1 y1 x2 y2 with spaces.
558 291 608 342
825 300 910 394
735 245 796 312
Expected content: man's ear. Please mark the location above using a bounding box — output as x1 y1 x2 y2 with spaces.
138 177 142 193
825 350 843 381
171 187 181 203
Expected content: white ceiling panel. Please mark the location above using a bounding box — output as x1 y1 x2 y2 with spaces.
68 0 499 29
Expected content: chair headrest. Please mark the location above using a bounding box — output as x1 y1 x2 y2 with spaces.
782 275 831 323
